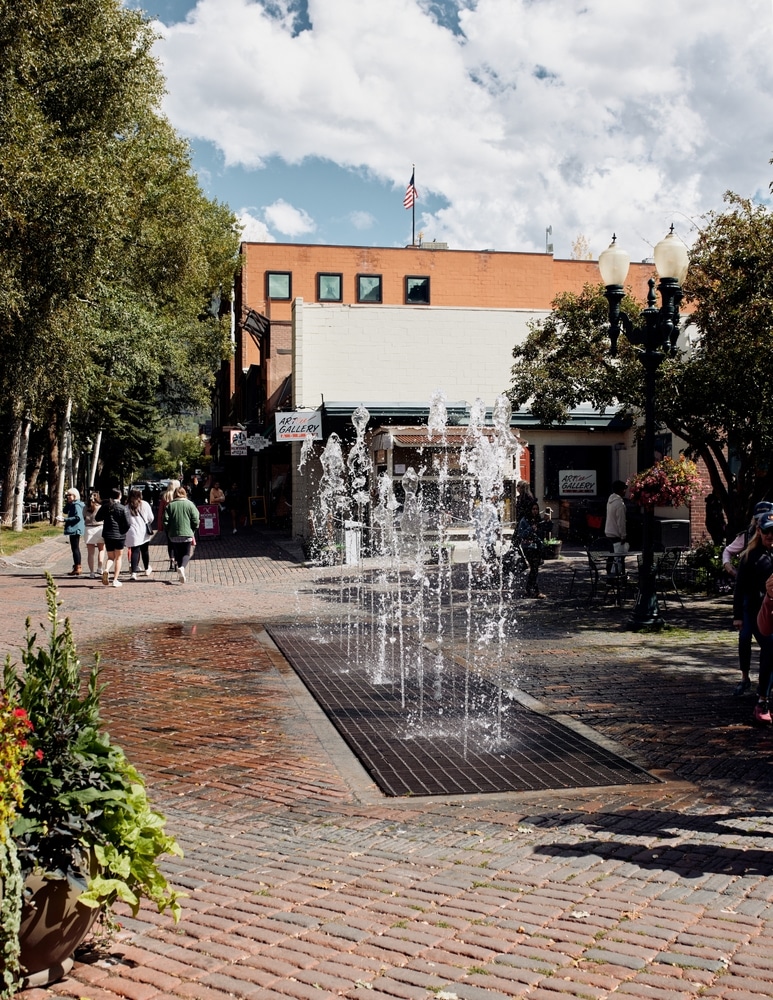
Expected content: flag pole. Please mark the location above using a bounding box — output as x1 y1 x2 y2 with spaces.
412 164 416 246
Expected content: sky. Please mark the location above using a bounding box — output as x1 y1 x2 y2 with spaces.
133 0 773 262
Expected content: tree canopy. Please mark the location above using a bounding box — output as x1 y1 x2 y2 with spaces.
0 0 241 516
509 188 773 533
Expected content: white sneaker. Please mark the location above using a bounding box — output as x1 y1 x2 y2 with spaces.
145 566 153 577
90 571 97 579
178 567 186 584
232 528 237 534
130 573 138 581
112 579 123 588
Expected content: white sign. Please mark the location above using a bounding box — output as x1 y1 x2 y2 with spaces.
559 470 597 496
246 434 271 452
230 429 248 456
275 411 323 441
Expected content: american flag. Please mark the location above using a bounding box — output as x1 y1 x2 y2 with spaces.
403 170 418 209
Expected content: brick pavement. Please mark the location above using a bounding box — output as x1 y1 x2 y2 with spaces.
3 530 773 1000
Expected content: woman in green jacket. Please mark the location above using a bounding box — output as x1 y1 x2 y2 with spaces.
163 486 200 584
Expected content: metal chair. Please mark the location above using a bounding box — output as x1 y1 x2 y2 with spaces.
584 548 626 605
653 548 685 609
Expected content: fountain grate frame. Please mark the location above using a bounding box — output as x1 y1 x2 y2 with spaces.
267 624 658 798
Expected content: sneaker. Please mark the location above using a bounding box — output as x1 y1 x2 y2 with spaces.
753 701 772 724
130 573 139 581
178 567 186 584
232 528 237 534
102 570 109 586
733 678 751 697
90 571 97 579
145 566 153 577
112 579 123 588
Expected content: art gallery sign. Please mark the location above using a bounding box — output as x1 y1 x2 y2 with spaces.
558 470 597 496
275 411 323 442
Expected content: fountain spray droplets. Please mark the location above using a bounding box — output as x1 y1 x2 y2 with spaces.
298 432 315 472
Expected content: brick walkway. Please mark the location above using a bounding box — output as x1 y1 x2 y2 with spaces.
4 530 773 1000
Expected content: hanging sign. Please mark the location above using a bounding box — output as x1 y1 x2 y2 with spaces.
275 411 323 442
559 470 597 496
246 434 271 452
230 429 248 456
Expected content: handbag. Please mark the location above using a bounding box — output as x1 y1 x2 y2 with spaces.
145 520 154 537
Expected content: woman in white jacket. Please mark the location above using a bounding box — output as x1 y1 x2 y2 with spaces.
125 488 155 581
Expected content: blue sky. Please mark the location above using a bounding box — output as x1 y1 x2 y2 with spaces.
134 0 773 259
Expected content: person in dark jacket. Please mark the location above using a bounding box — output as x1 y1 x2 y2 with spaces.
61 488 86 576
95 487 129 587
733 515 773 723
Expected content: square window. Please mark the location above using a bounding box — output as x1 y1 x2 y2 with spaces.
317 272 342 302
405 276 430 304
357 274 382 303
266 271 291 300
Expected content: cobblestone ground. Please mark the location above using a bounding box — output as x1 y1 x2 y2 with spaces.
3 530 773 1000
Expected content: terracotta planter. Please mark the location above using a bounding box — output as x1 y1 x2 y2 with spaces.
18 874 98 988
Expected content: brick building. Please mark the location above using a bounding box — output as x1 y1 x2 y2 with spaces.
214 241 691 543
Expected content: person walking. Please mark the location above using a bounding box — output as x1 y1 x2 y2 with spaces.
164 486 200 584
514 480 536 523
517 500 546 599
733 514 773 723
96 487 130 587
61 488 85 576
84 492 105 578
724 500 773 695
209 481 226 508
125 488 155 581
604 480 628 577
158 479 180 571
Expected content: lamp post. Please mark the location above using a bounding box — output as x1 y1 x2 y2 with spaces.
598 226 689 629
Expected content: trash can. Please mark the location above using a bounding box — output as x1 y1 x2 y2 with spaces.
655 519 690 549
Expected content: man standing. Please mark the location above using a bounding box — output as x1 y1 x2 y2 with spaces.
604 480 628 576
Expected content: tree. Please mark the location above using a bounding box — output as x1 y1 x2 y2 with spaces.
0 0 240 525
509 191 773 533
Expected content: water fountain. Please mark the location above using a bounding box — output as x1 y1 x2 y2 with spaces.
267 394 657 797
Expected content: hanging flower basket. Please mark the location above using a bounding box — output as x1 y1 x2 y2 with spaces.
627 457 700 508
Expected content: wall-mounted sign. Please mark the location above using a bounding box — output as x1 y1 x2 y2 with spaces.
275 411 323 442
246 434 271 452
230 429 248 456
559 470 597 496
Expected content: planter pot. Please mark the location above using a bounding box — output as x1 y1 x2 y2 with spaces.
543 542 562 560
18 874 98 988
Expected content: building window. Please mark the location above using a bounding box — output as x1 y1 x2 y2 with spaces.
405 276 430 304
317 272 342 302
266 271 291 300
357 274 382 303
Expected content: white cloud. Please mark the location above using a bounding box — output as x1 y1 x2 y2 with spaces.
263 199 316 236
157 0 773 257
237 210 274 243
349 210 376 231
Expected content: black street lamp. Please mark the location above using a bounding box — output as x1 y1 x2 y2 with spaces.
598 226 689 628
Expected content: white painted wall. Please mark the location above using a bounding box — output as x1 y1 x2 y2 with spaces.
292 300 548 408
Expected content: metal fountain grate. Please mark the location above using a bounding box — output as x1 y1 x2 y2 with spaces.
267 624 657 798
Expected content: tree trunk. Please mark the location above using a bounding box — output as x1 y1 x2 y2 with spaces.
2 414 22 527
47 413 61 525
90 430 102 489
12 417 32 532
26 445 45 498
54 398 72 522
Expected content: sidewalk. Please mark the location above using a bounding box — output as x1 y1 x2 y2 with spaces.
4 530 773 1000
